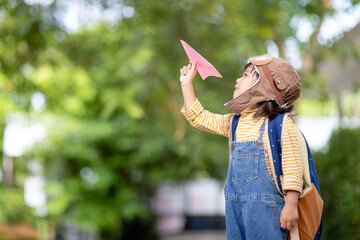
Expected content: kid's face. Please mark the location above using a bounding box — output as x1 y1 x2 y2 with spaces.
233 64 258 99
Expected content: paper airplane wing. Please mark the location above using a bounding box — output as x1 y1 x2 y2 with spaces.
180 40 222 80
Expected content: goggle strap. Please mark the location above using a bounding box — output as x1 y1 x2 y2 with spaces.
261 64 285 106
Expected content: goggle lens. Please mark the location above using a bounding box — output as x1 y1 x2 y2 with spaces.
248 55 272 65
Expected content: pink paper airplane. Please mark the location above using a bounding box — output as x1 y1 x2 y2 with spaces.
180 40 223 80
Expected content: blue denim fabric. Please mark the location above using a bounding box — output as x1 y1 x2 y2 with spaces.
225 121 288 240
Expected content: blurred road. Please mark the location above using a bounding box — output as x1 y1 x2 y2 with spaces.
161 230 226 240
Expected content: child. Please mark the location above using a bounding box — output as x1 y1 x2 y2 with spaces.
179 55 303 240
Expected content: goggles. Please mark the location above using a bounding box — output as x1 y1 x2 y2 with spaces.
248 55 272 65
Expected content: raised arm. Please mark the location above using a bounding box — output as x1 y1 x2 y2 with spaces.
180 62 197 110
179 62 234 137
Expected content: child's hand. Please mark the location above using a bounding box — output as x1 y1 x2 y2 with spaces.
280 191 299 231
180 62 197 86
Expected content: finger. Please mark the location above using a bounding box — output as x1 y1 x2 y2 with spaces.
280 220 286 230
190 62 197 72
280 217 288 230
181 67 187 75
287 221 292 231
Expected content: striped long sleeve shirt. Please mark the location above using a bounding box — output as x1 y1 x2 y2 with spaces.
181 98 303 193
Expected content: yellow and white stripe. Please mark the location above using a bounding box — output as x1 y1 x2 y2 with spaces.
181 98 303 193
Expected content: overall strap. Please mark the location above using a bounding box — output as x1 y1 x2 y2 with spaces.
231 114 241 141
257 120 266 140
231 114 266 141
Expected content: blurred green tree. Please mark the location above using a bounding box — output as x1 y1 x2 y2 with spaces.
1 0 360 239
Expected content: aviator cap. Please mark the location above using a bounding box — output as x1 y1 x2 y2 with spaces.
224 55 301 115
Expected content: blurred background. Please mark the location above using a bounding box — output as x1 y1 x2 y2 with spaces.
1 0 360 239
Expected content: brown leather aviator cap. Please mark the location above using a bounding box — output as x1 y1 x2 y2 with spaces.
224 55 301 115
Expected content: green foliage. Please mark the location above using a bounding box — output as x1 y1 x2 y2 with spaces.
26 117 150 231
0 188 36 224
1 0 360 239
313 128 360 239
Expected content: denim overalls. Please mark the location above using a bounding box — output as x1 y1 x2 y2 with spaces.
225 120 288 240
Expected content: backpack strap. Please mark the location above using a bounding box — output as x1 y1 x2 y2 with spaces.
267 112 287 195
268 113 300 240
302 131 321 195
268 113 323 240
294 125 312 198
268 113 322 197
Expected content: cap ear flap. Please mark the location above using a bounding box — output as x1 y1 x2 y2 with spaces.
273 72 286 90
